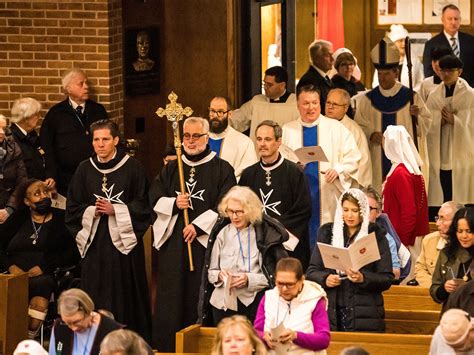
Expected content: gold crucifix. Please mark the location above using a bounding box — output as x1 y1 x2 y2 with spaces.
156 91 195 271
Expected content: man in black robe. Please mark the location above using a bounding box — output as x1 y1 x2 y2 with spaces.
239 120 312 269
149 117 236 352
66 120 151 341
40 68 108 195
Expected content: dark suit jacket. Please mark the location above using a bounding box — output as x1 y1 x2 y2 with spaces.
422 31 474 86
40 98 108 195
296 66 333 115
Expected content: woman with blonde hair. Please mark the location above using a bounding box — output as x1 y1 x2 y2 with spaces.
212 315 267 355
48 288 122 355
198 186 288 326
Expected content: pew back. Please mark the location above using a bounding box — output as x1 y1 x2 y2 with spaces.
0 273 28 355
175 325 432 355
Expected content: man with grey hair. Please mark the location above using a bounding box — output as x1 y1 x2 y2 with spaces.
240 120 312 268
412 201 464 287
297 39 334 114
40 68 108 195
325 89 372 188
149 116 236 351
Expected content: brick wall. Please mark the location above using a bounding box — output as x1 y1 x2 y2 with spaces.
0 0 123 124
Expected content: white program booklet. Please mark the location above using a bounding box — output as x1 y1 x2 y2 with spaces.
317 232 380 271
270 322 291 355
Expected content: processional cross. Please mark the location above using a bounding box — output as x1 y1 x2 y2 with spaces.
156 91 195 271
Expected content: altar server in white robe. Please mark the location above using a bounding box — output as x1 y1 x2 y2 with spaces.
425 54 474 208
230 66 300 142
282 85 360 250
325 88 372 188
355 37 432 192
207 96 258 180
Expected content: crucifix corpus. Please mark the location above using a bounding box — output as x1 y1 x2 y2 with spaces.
156 91 195 271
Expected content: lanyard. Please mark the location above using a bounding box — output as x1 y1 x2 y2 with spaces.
236 227 251 272
73 325 93 355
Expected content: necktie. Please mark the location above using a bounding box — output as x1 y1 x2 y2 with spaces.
75 106 85 124
451 37 460 57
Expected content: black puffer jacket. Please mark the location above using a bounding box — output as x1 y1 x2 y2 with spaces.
306 222 394 332
0 134 27 210
197 214 289 325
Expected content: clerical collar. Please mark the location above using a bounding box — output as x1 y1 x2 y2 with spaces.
269 90 290 103
97 148 117 163
69 98 87 111
90 147 129 173
299 116 321 127
379 81 402 97
260 154 284 171
445 83 456 97
209 126 229 140
182 145 216 166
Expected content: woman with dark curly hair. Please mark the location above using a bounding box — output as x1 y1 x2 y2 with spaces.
430 207 474 311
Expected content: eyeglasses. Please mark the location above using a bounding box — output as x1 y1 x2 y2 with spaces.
369 206 379 211
59 313 87 328
325 101 347 108
262 80 277 88
182 133 208 140
435 216 452 223
209 109 229 117
275 281 297 289
226 208 245 217
440 68 460 73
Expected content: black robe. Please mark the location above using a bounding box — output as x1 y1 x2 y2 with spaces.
240 156 312 269
65 149 151 342
148 147 236 352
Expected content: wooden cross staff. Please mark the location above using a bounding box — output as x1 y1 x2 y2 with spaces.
156 91 195 271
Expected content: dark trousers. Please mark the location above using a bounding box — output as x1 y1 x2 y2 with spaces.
211 290 265 326
440 169 452 202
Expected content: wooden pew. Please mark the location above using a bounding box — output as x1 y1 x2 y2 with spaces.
174 325 432 355
0 273 29 355
383 285 441 334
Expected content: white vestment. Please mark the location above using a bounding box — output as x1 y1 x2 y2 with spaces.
282 116 361 225
209 126 258 180
354 82 432 192
339 115 373 188
425 78 474 205
418 76 439 103
230 93 300 143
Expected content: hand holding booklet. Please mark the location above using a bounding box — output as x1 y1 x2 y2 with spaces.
317 232 380 271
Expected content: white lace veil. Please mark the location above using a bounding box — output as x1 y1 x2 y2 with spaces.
331 188 370 248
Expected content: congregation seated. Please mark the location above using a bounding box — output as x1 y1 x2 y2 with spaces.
412 201 463 287
254 257 330 353
100 329 153 355
306 188 394 332
430 207 474 311
49 288 123 355
198 186 288 326
211 315 267 355
0 179 79 339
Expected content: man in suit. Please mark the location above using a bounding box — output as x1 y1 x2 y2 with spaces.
423 4 474 86
297 40 334 115
40 68 108 195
